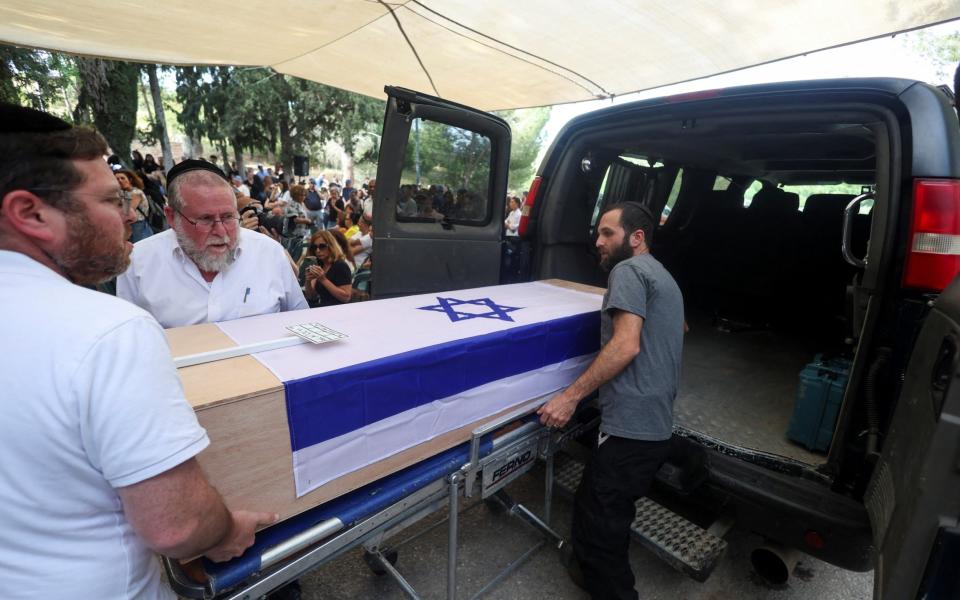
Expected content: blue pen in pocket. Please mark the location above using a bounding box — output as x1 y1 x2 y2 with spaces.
243 287 250 303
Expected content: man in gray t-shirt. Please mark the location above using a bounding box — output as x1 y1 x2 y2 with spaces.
538 201 684 600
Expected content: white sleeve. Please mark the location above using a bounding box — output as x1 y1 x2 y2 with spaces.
360 235 373 251
75 316 209 488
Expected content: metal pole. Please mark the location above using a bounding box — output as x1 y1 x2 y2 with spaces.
371 551 421 600
414 118 421 185
447 473 459 600
544 451 555 525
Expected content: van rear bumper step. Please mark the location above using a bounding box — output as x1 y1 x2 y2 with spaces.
554 453 730 582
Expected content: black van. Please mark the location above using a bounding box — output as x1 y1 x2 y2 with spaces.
371 79 960 598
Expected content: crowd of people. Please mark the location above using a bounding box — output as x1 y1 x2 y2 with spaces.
107 150 376 309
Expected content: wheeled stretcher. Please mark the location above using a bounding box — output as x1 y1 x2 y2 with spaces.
164 399 599 600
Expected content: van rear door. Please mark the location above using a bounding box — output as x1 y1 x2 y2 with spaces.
868 275 960 598
371 86 511 298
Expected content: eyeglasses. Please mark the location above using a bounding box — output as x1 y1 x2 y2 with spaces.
30 187 130 212
311 243 329 250
174 207 239 231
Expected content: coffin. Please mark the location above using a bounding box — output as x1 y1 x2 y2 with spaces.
166 280 603 521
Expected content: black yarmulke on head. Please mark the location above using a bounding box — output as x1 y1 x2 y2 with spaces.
0 102 72 134
166 159 229 187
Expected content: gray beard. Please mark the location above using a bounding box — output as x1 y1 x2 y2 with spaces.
174 224 237 273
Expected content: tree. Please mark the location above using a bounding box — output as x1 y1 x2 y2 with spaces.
326 90 385 181
146 65 174 170
398 106 551 196
73 57 139 163
0 46 77 117
907 30 960 82
403 119 492 192
495 107 551 193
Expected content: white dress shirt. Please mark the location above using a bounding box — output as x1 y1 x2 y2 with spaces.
117 228 308 328
0 251 208 599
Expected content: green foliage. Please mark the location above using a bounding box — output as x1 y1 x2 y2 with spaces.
908 30 960 82
174 67 384 175
494 106 551 193
397 107 551 198
73 58 139 162
0 47 77 118
402 119 492 193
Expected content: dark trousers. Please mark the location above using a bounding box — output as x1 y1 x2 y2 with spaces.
572 434 671 600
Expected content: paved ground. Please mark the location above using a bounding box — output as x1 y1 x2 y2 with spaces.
298 465 873 600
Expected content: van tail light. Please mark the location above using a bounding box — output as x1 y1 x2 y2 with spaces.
518 176 542 237
903 179 960 292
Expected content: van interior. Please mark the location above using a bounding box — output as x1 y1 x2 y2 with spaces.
533 106 884 470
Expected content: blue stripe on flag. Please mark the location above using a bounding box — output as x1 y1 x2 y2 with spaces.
283 311 600 452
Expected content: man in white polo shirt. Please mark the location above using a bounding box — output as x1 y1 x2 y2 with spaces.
118 160 308 328
0 104 277 600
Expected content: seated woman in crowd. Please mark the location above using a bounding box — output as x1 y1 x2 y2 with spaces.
300 230 352 308
115 169 153 243
328 229 356 274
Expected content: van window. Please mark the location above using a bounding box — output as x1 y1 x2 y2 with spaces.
661 168 684 224
712 176 732 191
396 117 492 225
590 156 674 231
781 183 872 212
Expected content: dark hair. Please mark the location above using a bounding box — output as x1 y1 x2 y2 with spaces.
115 168 144 190
0 126 109 210
602 201 656 246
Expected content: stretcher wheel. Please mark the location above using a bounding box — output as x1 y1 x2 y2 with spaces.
363 549 399 576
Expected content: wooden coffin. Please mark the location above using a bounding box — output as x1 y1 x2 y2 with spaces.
165 279 603 522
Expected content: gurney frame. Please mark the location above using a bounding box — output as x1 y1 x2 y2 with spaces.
164 398 599 600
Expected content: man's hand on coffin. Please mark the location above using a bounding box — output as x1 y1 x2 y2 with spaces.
118 458 271 560
538 390 579 428
538 310 644 430
205 509 281 562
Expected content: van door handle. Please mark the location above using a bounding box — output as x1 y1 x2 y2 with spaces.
842 192 873 269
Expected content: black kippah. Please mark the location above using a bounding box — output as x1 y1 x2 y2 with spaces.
166 159 229 187
0 102 71 134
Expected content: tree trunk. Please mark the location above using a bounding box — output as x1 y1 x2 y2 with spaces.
278 116 295 181
147 65 174 171
187 136 204 160
217 140 229 174
232 141 244 177
75 58 139 165
342 148 355 184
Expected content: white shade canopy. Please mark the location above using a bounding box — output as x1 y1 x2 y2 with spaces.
1 1 958 110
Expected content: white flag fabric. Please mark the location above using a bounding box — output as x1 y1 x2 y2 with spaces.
216 281 602 497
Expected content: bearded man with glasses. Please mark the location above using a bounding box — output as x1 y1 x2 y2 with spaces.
118 159 307 328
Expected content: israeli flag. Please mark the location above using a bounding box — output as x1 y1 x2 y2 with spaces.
217 282 602 497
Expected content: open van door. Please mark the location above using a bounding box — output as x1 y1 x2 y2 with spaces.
370 86 511 298
868 277 960 598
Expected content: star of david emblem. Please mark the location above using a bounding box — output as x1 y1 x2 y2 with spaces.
418 296 523 323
